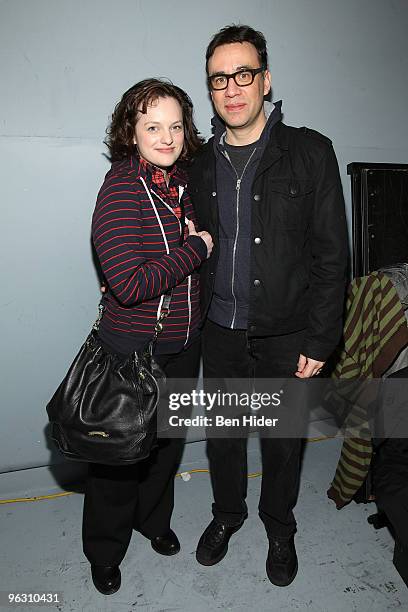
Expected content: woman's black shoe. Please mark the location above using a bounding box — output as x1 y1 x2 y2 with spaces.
151 529 180 556
91 565 121 595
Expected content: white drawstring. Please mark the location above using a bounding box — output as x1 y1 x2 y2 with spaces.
139 177 170 255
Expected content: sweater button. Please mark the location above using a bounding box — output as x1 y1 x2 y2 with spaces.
249 324 257 332
253 194 261 202
253 279 261 287
212 191 217 197
254 237 262 245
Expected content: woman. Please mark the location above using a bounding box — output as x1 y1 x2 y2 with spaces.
83 79 212 595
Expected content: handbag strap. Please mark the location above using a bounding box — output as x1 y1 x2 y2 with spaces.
152 292 172 342
92 292 172 342
92 303 104 331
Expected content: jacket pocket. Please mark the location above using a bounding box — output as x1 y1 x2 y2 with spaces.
268 179 314 229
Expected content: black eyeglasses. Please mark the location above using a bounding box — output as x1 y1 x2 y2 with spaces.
208 67 265 91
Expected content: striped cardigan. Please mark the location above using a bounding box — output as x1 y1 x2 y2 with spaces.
327 272 408 508
92 156 207 355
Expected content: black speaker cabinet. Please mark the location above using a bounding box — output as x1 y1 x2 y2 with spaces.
348 163 408 278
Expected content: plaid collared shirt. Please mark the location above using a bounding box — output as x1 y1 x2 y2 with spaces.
139 157 182 218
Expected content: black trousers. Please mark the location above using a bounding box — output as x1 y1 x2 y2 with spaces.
203 319 303 539
82 338 200 566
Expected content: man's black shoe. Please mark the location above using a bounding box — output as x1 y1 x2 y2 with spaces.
196 519 243 566
91 565 121 595
266 535 298 586
151 529 180 556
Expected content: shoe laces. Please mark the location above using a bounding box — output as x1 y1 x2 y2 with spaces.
204 521 227 547
268 538 291 563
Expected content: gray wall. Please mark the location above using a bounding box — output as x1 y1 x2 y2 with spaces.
1 0 408 475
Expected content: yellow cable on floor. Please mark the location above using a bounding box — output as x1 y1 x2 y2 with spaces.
0 436 334 505
0 491 74 504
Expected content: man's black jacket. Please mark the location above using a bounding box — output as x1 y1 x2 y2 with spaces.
188 120 349 362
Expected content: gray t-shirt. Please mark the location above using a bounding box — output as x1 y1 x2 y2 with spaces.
224 140 258 177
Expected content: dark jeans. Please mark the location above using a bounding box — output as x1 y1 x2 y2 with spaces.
82 338 200 566
203 319 304 539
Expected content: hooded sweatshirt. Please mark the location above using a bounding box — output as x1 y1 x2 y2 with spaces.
208 101 283 329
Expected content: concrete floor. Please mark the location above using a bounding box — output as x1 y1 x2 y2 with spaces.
1 437 407 612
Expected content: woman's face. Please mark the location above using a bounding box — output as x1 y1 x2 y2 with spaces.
134 96 184 169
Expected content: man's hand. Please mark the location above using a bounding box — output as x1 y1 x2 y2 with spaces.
295 354 325 378
188 220 214 259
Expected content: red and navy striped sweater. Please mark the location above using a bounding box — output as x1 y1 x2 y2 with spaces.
92 155 207 355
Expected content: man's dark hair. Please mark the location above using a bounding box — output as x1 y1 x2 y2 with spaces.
105 78 204 162
206 24 268 73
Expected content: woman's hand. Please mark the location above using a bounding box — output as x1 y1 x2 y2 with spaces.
188 220 214 259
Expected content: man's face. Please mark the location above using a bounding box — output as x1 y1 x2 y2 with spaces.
207 42 271 132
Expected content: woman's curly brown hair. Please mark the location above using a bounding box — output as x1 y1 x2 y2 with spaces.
105 78 204 162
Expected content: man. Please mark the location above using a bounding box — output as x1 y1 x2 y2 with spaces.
188 24 348 586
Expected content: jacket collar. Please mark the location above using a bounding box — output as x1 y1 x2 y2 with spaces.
210 101 287 180
254 121 289 180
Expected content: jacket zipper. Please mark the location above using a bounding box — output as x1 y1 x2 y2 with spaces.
224 147 257 329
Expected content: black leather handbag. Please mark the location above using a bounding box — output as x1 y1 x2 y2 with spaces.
46 295 171 465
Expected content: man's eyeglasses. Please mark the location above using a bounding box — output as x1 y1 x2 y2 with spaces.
208 67 265 91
